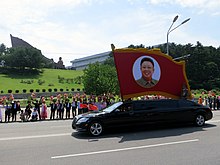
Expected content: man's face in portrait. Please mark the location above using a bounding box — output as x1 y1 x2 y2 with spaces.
140 61 154 81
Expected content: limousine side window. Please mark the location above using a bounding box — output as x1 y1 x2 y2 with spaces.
134 100 178 111
117 103 132 112
178 99 198 107
133 101 158 111
155 100 178 109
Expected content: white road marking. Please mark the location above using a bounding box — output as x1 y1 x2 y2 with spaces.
50 125 69 128
207 120 220 123
51 139 199 159
0 133 70 141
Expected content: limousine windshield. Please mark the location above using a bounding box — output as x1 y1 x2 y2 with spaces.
102 102 123 113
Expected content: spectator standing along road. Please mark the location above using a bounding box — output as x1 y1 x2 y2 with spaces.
50 100 57 120
208 96 213 109
11 101 21 122
198 96 203 105
25 101 32 120
71 98 77 117
0 103 3 122
32 100 41 120
41 101 48 120
65 99 71 119
5 102 11 122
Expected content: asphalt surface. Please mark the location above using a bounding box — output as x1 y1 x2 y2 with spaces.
0 111 220 165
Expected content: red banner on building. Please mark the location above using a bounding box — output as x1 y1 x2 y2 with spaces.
113 48 191 99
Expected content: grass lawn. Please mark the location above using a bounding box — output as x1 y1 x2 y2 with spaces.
0 68 84 94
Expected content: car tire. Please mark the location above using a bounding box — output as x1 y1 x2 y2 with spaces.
88 121 103 136
195 114 205 126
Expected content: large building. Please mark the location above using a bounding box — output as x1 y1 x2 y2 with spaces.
70 51 111 70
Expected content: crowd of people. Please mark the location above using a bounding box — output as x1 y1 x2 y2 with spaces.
0 93 116 123
197 95 220 110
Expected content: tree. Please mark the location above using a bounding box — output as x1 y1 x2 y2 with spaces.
3 47 43 69
82 62 119 95
0 43 6 54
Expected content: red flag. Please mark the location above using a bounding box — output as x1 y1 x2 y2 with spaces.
113 48 191 99
80 103 88 109
88 104 98 111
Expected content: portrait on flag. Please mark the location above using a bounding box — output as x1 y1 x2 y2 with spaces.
133 56 161 88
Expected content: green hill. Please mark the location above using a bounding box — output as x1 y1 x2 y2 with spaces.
0 69 84 94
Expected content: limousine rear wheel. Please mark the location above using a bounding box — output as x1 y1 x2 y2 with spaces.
195 114 205 126
88 121 103 136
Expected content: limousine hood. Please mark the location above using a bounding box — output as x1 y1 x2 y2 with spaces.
76 111 106 119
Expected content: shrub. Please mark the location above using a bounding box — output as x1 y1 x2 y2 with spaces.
38 79 45 85
68 93 72 98
27 80 32 84
59 79 64 83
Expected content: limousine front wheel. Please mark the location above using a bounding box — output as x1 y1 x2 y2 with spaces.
195 114 205 126
88 121 103 136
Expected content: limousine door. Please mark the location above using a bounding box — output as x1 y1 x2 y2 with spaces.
174 99 197 122
133 101 161 124
133 100 177 124
106 103 139 127
153 100 193 123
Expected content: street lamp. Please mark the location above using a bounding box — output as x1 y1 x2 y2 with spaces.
166 15 190 55
173 54 191 61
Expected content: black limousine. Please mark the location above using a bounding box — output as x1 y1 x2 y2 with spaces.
72 99 213 136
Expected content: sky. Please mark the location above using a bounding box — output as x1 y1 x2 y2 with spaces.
0 0 220 66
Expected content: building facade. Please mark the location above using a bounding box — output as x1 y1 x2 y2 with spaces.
70 51 111 70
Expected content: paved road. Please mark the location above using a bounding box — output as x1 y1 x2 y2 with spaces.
0 111 220 165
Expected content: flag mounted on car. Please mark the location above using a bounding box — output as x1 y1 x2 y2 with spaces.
112 46 192 100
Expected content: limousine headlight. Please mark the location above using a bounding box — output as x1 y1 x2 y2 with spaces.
76 117 89 124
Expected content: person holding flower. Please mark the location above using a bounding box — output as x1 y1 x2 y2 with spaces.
41 101 48 120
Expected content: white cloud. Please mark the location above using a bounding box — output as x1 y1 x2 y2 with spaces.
147 0 220 11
